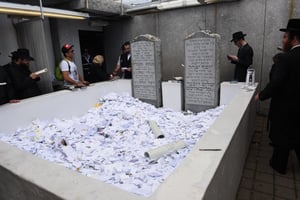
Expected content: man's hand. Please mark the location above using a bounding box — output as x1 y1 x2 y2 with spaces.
9 99 20 103
30 73 39 79
121 67 129 72
82 80 89 86
227 55 238 61
76 82 85 87
254 93 260 101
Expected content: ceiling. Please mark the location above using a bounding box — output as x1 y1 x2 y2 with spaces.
0 0 72 7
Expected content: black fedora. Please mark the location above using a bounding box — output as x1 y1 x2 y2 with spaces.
231 31 247 42
17 48 34 61
280 19 300 33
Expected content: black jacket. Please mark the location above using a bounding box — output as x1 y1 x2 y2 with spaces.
7 63 41 99
232 43 254 81
0 66 16 105
120 53 132 79
89 63 110 83
82 55 93 82
259 47 300 147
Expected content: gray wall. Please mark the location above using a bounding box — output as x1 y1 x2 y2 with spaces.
0 14 19 65
0 15 55 94
50 19 103 77
0 0 299 110
15 19 55 93
103 0 299 112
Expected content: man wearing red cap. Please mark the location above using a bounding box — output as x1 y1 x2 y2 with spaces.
60 44 89 87
255 19 300 174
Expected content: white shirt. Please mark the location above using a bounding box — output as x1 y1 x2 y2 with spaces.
291 44 300 50
60 59 79 85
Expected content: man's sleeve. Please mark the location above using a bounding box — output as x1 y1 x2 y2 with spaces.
259 55 288 101
8 67 36 91
235 47 253 67
116 56 121 66
60 60 69 72
7 79 16 100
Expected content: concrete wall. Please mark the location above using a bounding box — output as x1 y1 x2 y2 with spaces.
0 16 55 94
0 14 19 66
0 15 105 94
103 0 297 84
49 19 103 77
102 0 298 113
15 19 55 93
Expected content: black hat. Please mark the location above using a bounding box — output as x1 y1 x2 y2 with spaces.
61 44 74 54
17 48 34 61
231 31 247 42
9 51 19 60
280 19 300 33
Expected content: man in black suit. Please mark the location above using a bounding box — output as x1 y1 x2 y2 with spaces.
112 41 132 79
255 19 300 174
7 49 41 99
228 31 254 82
0 66 19 105
0 51 21 105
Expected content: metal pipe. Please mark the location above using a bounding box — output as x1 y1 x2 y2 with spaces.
39 0 44 20
85 0 89 9
290 0 294 18
121 0 124 16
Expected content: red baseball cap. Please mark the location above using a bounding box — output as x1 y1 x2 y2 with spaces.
61 44 74 53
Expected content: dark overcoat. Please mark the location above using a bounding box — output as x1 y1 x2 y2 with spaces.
232 43 254 82
259 46 300 147
7 63 41 99
0 66 15 105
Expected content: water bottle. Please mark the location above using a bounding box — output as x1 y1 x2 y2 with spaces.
245 66 255 86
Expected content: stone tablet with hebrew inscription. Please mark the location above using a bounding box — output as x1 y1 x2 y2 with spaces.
184 31 220 112
131 34 162 107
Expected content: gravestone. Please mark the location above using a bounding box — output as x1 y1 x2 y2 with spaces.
184 31 220 112
131 34 162 107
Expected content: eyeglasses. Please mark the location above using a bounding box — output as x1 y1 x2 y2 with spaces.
70 50 75 53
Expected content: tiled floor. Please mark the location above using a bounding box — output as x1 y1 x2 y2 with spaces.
236 115 300 200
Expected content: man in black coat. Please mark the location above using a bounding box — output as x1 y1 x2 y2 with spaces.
7 49 41 99
228 31 254 82
0 66 19 105
0 51 22 105
112 41 132 79
82 48 93 82
255 19 300 174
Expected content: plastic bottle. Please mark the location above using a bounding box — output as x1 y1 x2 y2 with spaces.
245 66 255 86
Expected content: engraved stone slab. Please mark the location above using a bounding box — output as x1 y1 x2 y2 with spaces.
131 34 162 107
184 31 220 112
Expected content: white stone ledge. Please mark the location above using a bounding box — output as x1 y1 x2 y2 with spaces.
0 80 256 200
